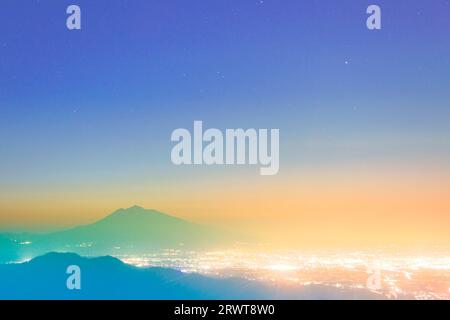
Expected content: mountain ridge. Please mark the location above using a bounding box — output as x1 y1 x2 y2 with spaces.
0 252 388 300
0 206 236 263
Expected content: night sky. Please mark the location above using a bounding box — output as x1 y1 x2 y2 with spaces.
0 0 449 246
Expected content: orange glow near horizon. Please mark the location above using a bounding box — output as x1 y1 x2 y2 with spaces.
1 166 449 249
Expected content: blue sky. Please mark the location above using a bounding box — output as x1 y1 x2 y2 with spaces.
0 0 449 198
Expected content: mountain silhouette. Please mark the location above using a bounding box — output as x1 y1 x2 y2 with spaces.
0 206 235 263
0 252 386 300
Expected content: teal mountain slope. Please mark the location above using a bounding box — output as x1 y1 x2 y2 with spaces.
0 252 388 300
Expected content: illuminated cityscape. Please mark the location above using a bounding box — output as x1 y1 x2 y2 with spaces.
120 246 450 300
1 0 449 302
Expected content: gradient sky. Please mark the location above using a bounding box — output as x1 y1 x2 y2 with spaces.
1 0 449 248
